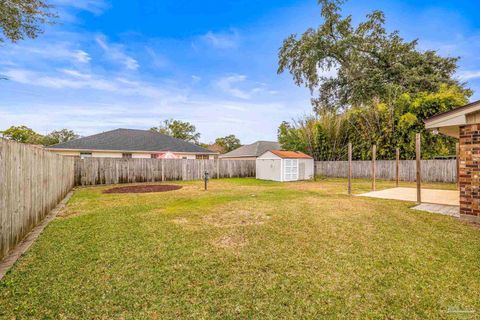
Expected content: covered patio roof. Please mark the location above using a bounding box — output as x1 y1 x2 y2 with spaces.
424 100 480 138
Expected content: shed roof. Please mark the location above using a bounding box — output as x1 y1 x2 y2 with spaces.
270 150 313 159
46 128 214 153
220 141 281 158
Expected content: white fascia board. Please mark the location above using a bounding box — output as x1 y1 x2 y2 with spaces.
257 151 280 160
425 102 480 128
425 114 466 129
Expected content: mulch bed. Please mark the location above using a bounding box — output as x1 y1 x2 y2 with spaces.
103 185 183 194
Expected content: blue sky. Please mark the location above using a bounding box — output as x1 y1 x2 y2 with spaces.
1 0 480 143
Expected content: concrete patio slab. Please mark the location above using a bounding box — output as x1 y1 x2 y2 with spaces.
358 187 458 206
412 203 460 217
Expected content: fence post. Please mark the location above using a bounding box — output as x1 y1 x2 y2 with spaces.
456 142 460 189
372 144 376 191
416 133 421 204
161 160 165 182
182 159 187 181
348 142 352 195
396 147 400 187
216 158 220 179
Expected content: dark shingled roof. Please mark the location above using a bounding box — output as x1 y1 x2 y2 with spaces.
220 141 281 158
47 128 213 153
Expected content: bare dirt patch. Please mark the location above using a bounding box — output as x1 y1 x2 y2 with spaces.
204 209 270 227
103 185 182 194
172 217 189 225
213 234 247 249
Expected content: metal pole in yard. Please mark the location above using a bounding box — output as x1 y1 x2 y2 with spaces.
372 144 376 191
416 133 421 204
396 147 400 187
348 142 352 195
204 171 209 191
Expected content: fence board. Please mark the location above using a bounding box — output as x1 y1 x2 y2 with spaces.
0 139 75 261
315 159 457 183
74 158 256 186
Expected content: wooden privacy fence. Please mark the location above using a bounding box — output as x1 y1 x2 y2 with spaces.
315 159 457 183
74 158 256 186
0 139 75 260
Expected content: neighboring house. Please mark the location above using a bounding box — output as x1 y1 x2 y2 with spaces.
46 128 217 159
256 150 314 182
219 141 281 160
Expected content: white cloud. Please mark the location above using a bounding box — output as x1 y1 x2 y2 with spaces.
0 22 311 143
51 0 109 15
0 99 296 143
95 34 139 70
202 30 239 49
458 70 480 81
5 68 117 91
215 74 272 100
1 43 91 65
2 68 187 101
73 50 91 63
216 74 251 99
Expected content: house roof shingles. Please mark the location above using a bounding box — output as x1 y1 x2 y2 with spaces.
47 128 213 153
220 141 281 158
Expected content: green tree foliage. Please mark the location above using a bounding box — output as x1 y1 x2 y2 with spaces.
0 0 56 44
278 0 469 112
278 112 348 160
198 142 210 149
43 129 79 146
1 126 79 146
0 125 44 144
150 119 201 144
278 121 307 152
279 85 468 160
277 0 471 160
214 135 241 153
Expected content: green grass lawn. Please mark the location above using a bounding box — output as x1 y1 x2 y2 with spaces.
1 178 479 319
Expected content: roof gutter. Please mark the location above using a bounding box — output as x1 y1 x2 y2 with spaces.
45 148 218 155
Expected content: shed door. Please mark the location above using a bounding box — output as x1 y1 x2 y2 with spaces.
299 162 305 179
284 159 299 181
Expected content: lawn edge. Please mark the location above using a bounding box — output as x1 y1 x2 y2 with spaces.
0 191 74 280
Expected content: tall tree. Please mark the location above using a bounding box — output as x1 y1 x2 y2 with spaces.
278 0 468 113
278 112 348 160
0 125 44 144
214 135 241 153
43 129 79 146
0 0 56 44
280 84 468 160
150 119 201 144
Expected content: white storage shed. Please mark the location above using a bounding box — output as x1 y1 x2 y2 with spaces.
256 150 314 182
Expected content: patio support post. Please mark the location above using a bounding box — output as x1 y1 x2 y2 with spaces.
348 142 352 195
416 133 421 204
396 148 400 187
456 142 460 189
372 144 376 191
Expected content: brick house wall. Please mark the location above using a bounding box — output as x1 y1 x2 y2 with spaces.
459 124 480 222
